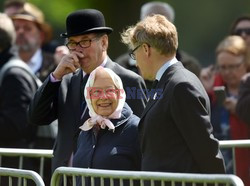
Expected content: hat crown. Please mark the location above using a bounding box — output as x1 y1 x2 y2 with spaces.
67 9 105 32
61 9 113 38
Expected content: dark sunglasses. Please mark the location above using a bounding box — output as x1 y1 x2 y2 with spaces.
234 28 250 36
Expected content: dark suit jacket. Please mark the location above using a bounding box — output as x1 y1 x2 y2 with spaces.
0 58 38 147
28 57 147 171
139 62 225 174
236 73 250 125
35 51 57 82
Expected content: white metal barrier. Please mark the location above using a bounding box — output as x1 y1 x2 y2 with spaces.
0 167 45 186
0 148 53 179
51 167 244 186
0 140 249 185
219 139 250 175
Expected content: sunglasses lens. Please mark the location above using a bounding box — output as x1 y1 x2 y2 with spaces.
234 28 250 35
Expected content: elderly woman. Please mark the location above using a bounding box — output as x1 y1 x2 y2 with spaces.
73 66 141 184
211 35 250 185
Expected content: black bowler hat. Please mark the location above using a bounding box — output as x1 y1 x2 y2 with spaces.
60 9 113 38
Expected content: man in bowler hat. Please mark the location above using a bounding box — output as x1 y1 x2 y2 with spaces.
28 9 147 172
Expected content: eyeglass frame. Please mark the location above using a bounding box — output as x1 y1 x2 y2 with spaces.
233 28 250 36
217 60 245 72
86 87 121 99
65 35 103 50
129 44 142 60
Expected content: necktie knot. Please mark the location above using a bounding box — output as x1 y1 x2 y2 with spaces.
151 79 159 89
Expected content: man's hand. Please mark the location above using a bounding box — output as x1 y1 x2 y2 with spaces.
224 97 237 114
54 45 69 65
52 51 83 80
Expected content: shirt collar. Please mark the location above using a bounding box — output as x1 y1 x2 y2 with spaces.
155 57 178 81
27 49 43 73
82 56 108 77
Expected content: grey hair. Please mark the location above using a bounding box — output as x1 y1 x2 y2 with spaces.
0 13 16 50
140 1 175 23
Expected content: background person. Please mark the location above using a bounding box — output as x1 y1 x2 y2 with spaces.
0 12 39 185
11 2 57 82
211 35 250 185
200 14 250 95
121 14 225 174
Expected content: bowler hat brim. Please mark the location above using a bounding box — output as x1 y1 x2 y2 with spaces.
60 27 113 38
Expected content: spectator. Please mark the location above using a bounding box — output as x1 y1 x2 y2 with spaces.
211 35 250 185
230 14 250 71
200 14 250 94
121 14 225 174
28 9 147 172
73 66 140 185
0 12 39 184
0 12 37 148
11 2 57 82
116 1 201 89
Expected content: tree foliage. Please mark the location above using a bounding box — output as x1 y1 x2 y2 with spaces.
1 0 250 65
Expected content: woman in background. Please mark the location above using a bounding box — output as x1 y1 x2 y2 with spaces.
211 35 250 185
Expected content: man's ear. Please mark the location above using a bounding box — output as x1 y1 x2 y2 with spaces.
101 35 108 51
142 43 150 57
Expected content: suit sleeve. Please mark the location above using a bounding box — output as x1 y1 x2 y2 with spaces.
171 82 225 173
236 75 250 125
28 76 60 126
0 69 36 140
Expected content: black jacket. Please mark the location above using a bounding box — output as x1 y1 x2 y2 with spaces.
0 49 38 147
73 103 141 170
139 62 225 174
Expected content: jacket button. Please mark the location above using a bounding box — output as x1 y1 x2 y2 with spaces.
93 145 95 148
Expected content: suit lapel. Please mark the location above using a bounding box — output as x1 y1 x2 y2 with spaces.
140 62 183 119
70 70 83 128
140 81 163 118
104 57 115 69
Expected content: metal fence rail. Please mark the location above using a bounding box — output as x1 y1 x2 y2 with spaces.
219 139 250 175
0 148 53 179
0 167 45 186
51 167 244 186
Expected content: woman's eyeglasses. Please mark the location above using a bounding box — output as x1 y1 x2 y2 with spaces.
217 61 244 72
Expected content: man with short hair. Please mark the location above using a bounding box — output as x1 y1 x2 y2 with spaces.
11 2 57 82
121 14 225 173
116 1 201 90
28 9 147 172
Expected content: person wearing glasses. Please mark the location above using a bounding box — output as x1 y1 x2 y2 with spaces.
210 35 250 185
229 14 250 72
116 1 201 89
73 66 140 185
28 9 147 172
200 15 250 96
121 14 225 174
